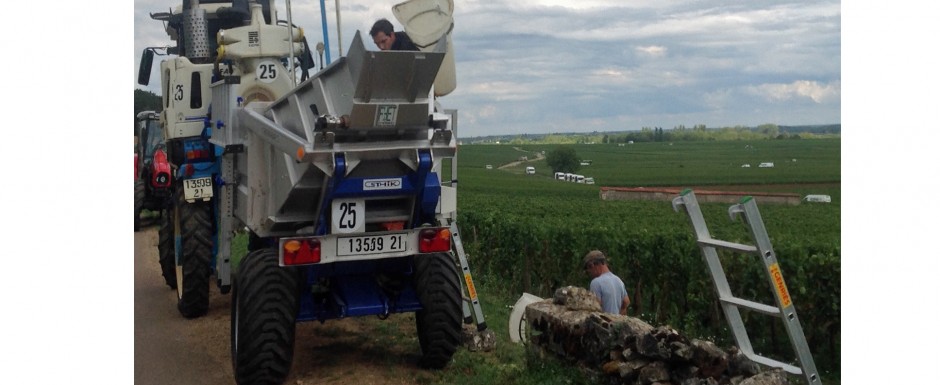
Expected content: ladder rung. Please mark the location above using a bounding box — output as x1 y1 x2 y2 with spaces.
698 238 758 254
748 353 803 375
720 296 781 316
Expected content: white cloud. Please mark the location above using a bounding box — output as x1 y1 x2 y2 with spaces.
591 67 628 80
750 80 841 104
462 81 537 101
636 45 667 57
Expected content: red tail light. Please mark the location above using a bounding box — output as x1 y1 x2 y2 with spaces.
151 149 172 187
381 221 405 231
283 239 321 265
419 228 452 253
186 149 210 160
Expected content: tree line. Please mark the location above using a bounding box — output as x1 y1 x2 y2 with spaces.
470 123 840 145
135 89 162 116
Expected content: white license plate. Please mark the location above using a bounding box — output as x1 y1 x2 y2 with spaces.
337 233 407 257
183 177 213 201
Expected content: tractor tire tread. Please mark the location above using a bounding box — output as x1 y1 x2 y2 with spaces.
232 249 300 385
414 253 462 369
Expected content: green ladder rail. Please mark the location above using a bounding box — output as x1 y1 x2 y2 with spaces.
672 189 821 385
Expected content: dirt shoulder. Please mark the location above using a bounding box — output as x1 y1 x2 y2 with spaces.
135 227 440 385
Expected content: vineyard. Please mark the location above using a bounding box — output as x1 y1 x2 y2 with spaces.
453 139 841 378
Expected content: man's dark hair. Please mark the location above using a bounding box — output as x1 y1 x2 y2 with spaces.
370 18 394 37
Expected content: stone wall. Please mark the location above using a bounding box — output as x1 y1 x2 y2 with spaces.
525 286 791 385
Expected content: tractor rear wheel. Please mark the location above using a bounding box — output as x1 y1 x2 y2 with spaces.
414 252 462 369
158 208 177 289
134 179 144 232
174 190 212 318
231 248 301 385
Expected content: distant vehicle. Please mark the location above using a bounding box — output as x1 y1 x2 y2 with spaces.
803 194 831 203
134 110 171 232
584 177 595 185
525 166 535 175
485 165 493 169
741 164 751 168
759 162 775 168
554 172 565 180
580 159 592 166
576 175 585 183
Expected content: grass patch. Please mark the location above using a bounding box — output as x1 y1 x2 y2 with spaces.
431 283 592 385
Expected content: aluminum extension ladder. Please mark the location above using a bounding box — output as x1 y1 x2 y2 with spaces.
672 189 821 385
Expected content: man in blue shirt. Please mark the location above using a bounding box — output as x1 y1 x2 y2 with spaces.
584 250 631 315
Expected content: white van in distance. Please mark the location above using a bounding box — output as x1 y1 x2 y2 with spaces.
803 194 831 203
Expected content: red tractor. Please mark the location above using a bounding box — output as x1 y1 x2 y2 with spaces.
134 110 172 232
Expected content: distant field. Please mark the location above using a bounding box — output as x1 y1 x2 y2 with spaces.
453 137 841 257
457 138 840 195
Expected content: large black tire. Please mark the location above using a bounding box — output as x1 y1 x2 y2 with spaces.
158 209 177 290
134 179 144 232
231 249 301 385
414 252 462 369
175 189 213 318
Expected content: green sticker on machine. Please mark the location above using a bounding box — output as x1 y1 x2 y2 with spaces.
375 105 398 127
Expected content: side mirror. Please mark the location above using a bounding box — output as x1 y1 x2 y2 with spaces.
138 49 154 85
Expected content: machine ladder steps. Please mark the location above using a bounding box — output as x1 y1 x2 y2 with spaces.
448 221 488 331
441 111 488 332
672 189 821 385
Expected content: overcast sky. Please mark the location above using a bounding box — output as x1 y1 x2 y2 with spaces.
134 0 840 138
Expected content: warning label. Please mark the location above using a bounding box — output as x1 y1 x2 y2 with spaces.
769 263 792 308
464 273 477 300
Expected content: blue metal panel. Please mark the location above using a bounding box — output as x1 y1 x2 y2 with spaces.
294 150 444 322
319 0 332 65
411 150 441 224
333 276 388 317
314 151 443 233
421 172 441 221
296 257 423 322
